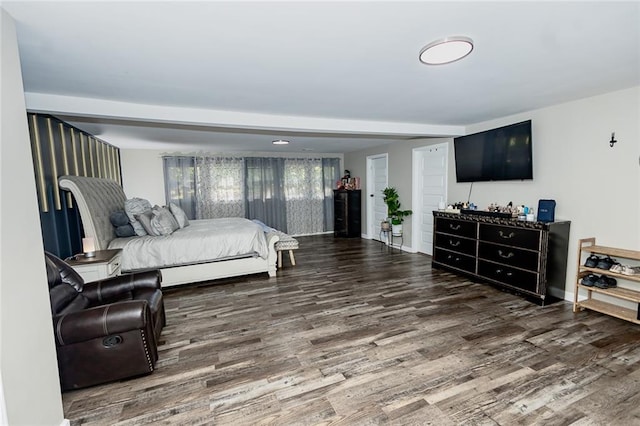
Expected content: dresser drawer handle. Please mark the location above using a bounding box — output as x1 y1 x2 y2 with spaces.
449 240 461 247
449 224 461 231
499 230 515 239
495 268 513 277
498 250 514 259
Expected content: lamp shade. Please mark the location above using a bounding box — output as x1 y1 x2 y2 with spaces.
82 237 96 257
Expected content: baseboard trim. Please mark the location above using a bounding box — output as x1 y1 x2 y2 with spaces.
60 419 70 426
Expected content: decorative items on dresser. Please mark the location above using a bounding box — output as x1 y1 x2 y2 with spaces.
574 237 640 324
432 211 570 304
333 189 361 238
66 249 122 282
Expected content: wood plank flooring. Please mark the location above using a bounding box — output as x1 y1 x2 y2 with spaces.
62 235 640 425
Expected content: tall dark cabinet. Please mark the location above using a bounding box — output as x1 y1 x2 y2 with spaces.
333 190 361 237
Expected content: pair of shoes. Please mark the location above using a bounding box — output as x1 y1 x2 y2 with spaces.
596 256 619 270
581 274 599 287
594 275 617 289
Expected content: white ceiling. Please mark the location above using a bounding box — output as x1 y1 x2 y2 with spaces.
3 1 639 153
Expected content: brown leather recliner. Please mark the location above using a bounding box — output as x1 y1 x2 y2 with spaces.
45 252 166 391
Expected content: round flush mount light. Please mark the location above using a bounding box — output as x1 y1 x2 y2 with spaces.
419 36 474 65
272 139 290 145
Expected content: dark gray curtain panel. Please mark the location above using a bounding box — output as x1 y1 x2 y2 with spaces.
163 156 196 219
244 157 288 232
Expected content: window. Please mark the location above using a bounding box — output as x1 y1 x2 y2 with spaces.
163 155 341 234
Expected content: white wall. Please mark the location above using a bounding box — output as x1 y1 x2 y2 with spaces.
344 138 452 248
1 9 65 425
120 149 166 204
448 87 639 299
346 86 640 300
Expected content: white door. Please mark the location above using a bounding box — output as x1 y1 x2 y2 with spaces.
367 154 388 241
412 143 448 255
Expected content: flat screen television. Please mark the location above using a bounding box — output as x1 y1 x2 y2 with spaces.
454 120 533 182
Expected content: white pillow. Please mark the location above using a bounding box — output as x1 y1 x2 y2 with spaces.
169 203 190 228
125 198 152 236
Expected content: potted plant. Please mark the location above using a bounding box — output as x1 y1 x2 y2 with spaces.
382 187 412 236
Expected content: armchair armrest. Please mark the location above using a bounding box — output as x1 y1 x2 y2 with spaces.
53 300 150 345
82 270 162 305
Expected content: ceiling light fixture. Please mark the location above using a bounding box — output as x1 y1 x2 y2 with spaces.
419 36 474 65
272 139 290 145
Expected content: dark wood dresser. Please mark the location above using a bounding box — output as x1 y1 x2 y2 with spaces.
432 211 570 304
333 190 361 237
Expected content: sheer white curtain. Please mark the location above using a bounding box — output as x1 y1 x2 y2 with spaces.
284 158 325 235
195 156 245 219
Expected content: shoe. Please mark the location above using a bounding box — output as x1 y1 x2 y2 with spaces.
581 274 599 287
595 275 617 289
610 264 624 273
596 256 618 270
621 265 640 276
585 255 601 268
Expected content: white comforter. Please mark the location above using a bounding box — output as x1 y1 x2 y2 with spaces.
108 218 269 271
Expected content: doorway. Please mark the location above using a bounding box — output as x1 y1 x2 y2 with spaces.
412 143 448 255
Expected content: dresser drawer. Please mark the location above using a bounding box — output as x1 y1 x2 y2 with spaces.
434 248 476 274
478 241 540 272
477 260 539 294
435 232 476 256
435 217 477 239
479 224 541 251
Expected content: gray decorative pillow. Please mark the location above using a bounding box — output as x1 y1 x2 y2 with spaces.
125 198 152 236
151 206 180 236
135 211 157 236
109 210 130 227
114 224 136 238
169 203 190 228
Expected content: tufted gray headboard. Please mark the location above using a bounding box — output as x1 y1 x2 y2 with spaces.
58 176 128 251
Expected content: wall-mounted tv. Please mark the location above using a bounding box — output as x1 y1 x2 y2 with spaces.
454 120 533 183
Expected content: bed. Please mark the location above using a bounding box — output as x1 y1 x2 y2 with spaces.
58 175 279 288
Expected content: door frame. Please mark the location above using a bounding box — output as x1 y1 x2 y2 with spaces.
411 142 449 254
366 153 388 240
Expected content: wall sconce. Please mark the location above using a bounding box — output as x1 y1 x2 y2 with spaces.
609 132 617 148
82 237 96 258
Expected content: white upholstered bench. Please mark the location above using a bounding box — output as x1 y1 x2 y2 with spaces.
272 231 299 267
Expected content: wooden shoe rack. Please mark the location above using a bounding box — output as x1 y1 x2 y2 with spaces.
574 237 640 323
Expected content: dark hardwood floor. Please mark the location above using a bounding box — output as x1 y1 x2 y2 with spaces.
62 235 640 425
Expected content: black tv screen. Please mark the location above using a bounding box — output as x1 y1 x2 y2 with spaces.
454 120 533 182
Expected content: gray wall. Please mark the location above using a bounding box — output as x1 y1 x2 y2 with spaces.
1 9 65 426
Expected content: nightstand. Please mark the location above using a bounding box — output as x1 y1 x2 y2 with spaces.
67 249 122 282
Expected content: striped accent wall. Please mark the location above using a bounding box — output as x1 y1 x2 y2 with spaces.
27 113 122 258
